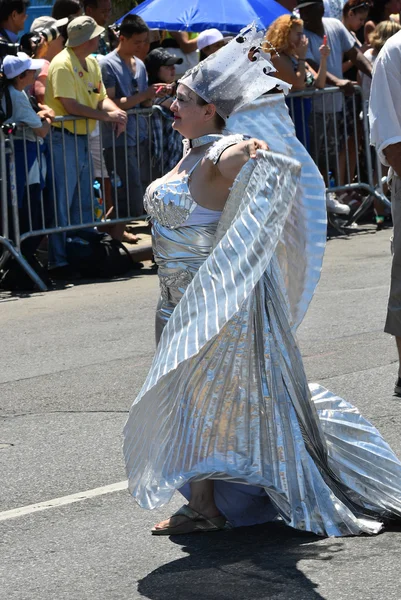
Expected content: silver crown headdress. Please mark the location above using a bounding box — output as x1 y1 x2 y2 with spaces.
179 23 290 120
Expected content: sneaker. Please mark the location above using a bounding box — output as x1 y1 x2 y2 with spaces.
326 193 351 216
394 377 401 396
48 265 81 281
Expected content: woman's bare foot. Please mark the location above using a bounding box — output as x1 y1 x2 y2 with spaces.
153 504 221 531
153 514 189 531
153 481 221 532
122 231 139 244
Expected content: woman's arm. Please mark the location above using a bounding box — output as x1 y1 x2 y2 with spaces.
216 139 269 182
170 31 198 54
33 75 47 105
314 41 331 89
271 53 306 90
32 117 51 138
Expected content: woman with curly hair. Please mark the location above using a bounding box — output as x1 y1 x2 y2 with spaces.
265 14 330 149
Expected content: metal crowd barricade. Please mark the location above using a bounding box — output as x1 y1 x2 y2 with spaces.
20 106 159 241
286 85 390 226
0 105 166 290
0 87 391 292
0 127 47 291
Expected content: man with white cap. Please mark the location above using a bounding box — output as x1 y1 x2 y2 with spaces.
44 16 127 280
197 28 226 57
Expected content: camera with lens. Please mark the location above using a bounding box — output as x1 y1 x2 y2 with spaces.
20 17 68 57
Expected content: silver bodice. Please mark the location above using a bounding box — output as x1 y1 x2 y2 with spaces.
145 173 220 341
144 139 241 340
144 174 197 231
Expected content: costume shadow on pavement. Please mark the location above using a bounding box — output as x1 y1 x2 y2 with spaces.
138 522 343 600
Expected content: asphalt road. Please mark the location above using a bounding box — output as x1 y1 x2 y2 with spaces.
1 224 401 600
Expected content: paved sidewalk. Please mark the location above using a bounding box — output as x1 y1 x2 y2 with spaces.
1 224 401 600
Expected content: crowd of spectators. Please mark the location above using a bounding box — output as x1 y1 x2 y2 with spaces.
0 0 400 288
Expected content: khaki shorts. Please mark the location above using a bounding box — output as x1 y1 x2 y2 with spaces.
89 127 108 180
385 174 401 336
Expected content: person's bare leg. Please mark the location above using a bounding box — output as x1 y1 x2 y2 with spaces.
153 480 220 531
188 481 220 517
396 337 401 379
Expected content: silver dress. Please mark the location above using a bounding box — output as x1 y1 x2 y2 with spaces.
124 105 401 537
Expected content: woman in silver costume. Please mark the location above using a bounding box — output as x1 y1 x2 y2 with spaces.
124 25 401 537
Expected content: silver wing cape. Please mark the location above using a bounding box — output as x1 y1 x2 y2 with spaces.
124 96 401 537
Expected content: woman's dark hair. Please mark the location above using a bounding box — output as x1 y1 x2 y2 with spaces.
0 0 29 23
196 95 226 130
367 0 393 24
51 0 81 20
82 0 98 10
119 14 149 38
343 0 372 17
147 65 159 86
5 68 28 85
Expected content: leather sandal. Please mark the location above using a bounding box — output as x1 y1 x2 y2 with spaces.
151 504 227 536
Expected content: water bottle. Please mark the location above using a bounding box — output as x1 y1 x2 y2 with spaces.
328 171 336 188
93 180 104 221
110 171 122 189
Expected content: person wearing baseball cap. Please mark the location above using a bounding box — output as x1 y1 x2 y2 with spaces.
144 48 183 85
3 51 44 80
44 15 128 279
29 16 69 103
144 47 184 177
2 51 50 139
197 28 226 57
0 51 53 289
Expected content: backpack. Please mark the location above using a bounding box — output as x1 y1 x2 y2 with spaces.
0 31 19 125
66 231 135 279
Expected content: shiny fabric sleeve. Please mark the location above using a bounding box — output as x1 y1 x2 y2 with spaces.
228 94 327 331
131 150 301 400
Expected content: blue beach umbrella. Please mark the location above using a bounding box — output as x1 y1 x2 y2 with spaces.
118 0 289 33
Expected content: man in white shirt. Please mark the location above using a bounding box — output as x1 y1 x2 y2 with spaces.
323 0 347 20
298 0 372 211
370 29 401 396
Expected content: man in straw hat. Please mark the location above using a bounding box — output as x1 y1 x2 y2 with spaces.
45 16 127 280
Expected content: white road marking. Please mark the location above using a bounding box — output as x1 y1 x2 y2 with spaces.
0 480 128 522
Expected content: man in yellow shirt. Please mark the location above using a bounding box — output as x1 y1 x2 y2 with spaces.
44 15 127 279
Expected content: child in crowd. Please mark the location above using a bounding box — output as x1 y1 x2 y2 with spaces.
1 52 54 288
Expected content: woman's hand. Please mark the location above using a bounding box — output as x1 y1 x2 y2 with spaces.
245 138 269 158
319 34 330 61
319 43 331 60
217 138 270 182
37 104 55 121
297 35 309 60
